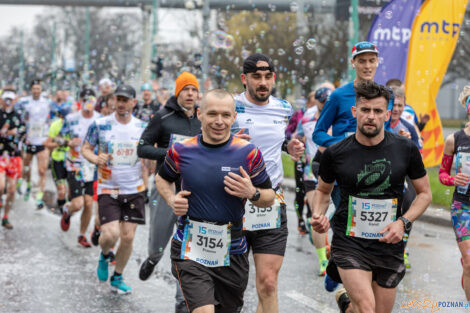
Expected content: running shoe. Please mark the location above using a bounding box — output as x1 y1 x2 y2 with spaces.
60 212 71 231
318 259 328 277
23 187 31 201
16 179 22 195
139 257 157 281
2 218 13 229
175 301 189 313
109 250 116 265
324 273 339 292
336 288 351 313
36 200 44 210
110 274 132 294
97 252 110 282
297 219 308 235
91 226 101 246
404 250 411 272
78 235 92 248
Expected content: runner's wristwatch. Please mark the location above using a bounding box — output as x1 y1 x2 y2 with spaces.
250 189 261 202
398 217 412 232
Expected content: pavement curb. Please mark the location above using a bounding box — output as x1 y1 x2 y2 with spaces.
281 178 452 228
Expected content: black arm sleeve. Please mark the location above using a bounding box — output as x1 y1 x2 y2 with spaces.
253 176 272 189
137 114 169 160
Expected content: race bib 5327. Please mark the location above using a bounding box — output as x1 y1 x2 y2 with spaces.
346 196 397 239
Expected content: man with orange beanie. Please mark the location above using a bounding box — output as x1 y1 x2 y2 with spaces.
137 72 201 313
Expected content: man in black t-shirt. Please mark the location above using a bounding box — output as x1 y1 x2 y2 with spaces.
310 82 432 313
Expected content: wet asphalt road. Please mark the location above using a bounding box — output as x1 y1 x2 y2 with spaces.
0 170 468 313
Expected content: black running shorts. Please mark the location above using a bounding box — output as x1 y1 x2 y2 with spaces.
171 239 249 313
244 202 288 256
67 171 94 199
51 160 67 181
98 193 145 225
326 235 406 289
25 144 45 155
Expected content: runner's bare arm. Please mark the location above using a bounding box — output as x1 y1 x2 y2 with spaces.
43 137 58 150
309 177 334 233
81 141 109 167
223 166 275 208
287 138 305 161
379 174 432 244
155 174 189 215
403 174 432 223
311 178 334 216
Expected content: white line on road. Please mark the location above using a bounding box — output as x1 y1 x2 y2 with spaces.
285 290 337 313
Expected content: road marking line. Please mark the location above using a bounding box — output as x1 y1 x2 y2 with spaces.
285 290 337 313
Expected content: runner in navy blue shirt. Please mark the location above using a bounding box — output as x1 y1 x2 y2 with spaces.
156 89 275 313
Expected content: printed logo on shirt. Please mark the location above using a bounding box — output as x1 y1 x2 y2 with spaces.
356 158 391 196
457 146 470 152
245 118 254 125
221 167 241 172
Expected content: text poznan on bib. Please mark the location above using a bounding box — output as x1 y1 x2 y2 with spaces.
243 197 281 231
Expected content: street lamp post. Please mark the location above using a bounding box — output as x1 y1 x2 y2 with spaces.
201 0 210 93
347 0 359 81
83 7 90 85
151 0 158 80
50 20 57 93
19 30 25 93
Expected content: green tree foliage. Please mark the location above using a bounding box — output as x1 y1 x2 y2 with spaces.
209 10 349 99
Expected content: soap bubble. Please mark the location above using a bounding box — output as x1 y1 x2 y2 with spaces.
290 2 298 12
306 38 316 50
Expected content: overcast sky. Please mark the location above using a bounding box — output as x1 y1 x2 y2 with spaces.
1 5 45 36
0 4 198 42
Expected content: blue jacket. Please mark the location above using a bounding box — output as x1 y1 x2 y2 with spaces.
313 81 392 147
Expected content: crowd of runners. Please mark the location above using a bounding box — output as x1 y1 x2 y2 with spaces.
1 40 470 313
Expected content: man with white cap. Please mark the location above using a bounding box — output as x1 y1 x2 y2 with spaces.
95 78 114 113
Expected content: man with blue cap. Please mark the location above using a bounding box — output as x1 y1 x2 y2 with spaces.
133 82 160 122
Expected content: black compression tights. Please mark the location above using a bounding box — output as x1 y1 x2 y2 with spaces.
294 161 306 221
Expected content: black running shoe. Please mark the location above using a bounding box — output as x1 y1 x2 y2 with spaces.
139 257 157 281
91 226 101 246
298 219 308 235
336 288 351 313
